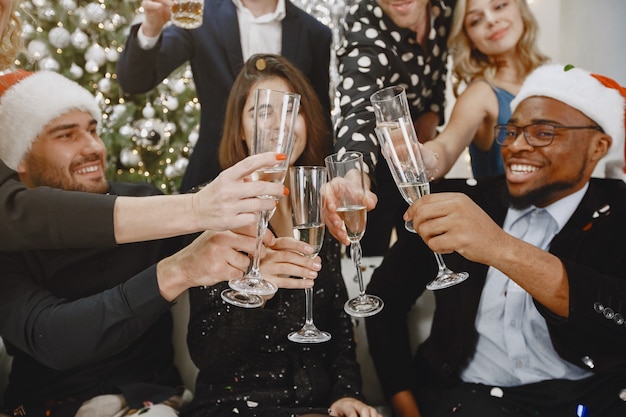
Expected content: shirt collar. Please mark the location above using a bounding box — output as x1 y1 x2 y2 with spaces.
505 182 589 234
232 0 286 22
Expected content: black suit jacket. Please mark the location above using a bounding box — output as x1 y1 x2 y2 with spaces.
116 0 332 191
365 177 626 399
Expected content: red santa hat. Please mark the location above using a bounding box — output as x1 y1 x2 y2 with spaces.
511 64 626 180
0 70 101 170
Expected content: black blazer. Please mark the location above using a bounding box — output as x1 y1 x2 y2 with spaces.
117 0 332 191
365 177 626 398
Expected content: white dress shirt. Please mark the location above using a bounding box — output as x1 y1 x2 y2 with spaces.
137 0 286 58
460 184 593 386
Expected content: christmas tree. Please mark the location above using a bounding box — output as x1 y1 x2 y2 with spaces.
16 0 199 193
15 0 347 193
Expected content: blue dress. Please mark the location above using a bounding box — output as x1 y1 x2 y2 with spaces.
468 85 515 179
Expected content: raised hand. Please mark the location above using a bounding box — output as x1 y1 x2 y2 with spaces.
156 227 260 302
260 237 320 291
323 178 377 246
140 0 173 37
192 152 288 232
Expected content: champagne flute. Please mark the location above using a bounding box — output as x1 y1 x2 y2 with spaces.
221 88 301 308
325 152 383 317
371 86 469 290
288 166 331 343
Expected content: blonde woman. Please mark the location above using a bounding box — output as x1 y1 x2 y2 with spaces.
424 0 548 179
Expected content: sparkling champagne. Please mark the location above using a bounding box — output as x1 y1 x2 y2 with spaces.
253 167 287 200
293 223 325 258
336 205 367 241
252 167 287 183
397 181 430 204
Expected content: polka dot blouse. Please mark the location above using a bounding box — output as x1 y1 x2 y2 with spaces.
334 0 456 175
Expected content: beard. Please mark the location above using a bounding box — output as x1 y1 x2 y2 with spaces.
502 159 588 209
24 152 109 194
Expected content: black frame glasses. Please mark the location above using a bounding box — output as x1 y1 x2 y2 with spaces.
494 123 604 147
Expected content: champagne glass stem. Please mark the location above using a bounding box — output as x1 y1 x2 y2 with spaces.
248 209 270 280
304 287 315 327
434 252 453 275
351 241 366 298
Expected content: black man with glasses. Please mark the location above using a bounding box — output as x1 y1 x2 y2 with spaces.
365 64 626 417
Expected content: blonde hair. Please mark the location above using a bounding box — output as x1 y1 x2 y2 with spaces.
448 0 548 95
0 0 22 70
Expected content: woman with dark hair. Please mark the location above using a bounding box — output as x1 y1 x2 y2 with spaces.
182 54 381 417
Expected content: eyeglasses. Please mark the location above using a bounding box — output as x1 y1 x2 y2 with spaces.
494 123 604 147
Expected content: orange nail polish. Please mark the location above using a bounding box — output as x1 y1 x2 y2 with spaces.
283 186 290 196
276 153 287 161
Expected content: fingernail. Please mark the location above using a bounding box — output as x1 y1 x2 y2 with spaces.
302 245 313 254
307 271 318 278
283 186 289 196
276 153 287 160
312 262 322 270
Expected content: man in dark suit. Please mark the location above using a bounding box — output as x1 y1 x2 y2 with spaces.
116 0 332 192
365 64 626 417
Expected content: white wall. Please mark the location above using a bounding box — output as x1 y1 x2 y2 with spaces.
531 0 626 84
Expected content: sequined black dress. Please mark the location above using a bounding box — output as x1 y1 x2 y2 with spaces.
181 234 364 417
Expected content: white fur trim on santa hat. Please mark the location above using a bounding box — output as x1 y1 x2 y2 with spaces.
511 64 625 180
0 71 101 170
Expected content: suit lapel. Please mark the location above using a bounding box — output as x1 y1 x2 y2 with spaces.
213 0 244 75
281 2 301 64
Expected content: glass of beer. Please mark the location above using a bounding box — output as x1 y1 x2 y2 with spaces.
171 0 204 29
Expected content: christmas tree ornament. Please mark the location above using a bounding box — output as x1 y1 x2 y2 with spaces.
48 27 71 49
60 0 78 12
142 102 156 119
68 63 84 79
105 47 120 62
119 147 141 168
85 43 107 66
85 2 107 24
32 0 48 8
84 59 99 73
70 29 89 49
119 123 135 139
26 39 49 60
40 56 60 71
188 125 200 147
21 23 36 40
163 96 179 111
132 118 166 150
98 77 112 94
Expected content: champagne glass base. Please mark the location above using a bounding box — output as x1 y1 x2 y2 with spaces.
221 289 264 308
405 220 416 233
426 271 469 291
344 295 384 317
228 277 278 296
288 325 332 344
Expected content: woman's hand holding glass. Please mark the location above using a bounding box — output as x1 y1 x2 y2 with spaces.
325 152 383 317
221 88 301 308
259 236 320 291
